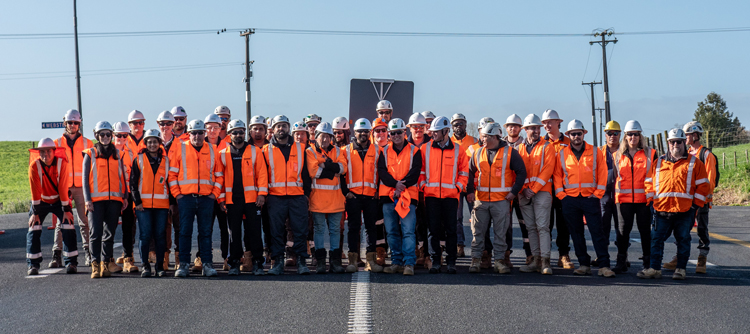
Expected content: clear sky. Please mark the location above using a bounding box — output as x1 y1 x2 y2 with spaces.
2 1 748 142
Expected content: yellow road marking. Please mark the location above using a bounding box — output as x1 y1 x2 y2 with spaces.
692 228 750 249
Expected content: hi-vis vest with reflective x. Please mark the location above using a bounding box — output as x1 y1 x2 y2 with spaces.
614 147 656 204
167 142 222 197
472 146 515 202
345 143 380 197
84 147 126 203
647 154 710 213
218 145 268 205
118 145 136 184
420 142 468 199
136 153 170 209
55 134 92 188
554 143 607 200
306 145 347 213
379 143 419 200
518 140 555 194
264 142 305 196
29 157 70 207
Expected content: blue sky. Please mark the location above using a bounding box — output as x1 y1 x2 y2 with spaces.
2 1 748 141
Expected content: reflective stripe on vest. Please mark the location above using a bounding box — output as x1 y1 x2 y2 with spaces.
178 141 217 189
268 142 303 189
137 153 170 202
475 146 512 193
557 145 602 193
423 143 461 190
653 155 697 200
88 148 124 199
523 141 549 186
380 143 415 186
345 143 380 190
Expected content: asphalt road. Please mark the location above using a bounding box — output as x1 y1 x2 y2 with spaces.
1 206 749 333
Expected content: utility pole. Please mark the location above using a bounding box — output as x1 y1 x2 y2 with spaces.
240 29 255 124
590 29 617 123
596 108 605 147
73 0 82 123
582 81 601 146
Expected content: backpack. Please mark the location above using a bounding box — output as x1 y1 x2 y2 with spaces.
698 147 720 187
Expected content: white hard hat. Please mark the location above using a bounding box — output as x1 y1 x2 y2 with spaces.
504 114 523 127
480 123 503 136
272 115 290 128
522 114 542 128
332 116 350 130
227 119 246 133
170 106 187 118
304 114 322 124
315 122 334 137
407 113 427 126
128 110 146 122
450 113 467 124
376 100 393 111
113 121 130 134
388 118 407 131
421 111 436 120
291 121 307 133
623 120 643 133
187 119 206 132
63 109 82 122
249 115 267 127
541 109 562 122
683 121 704 134
93 121 114 134
565 119 588 134
143 129 162 142
479 117 495 129
429 116 451 132
668 128 687 141
353 118 372 131
156 110 175 122
34 138 57 150
204 114 222 125
214 105 231 116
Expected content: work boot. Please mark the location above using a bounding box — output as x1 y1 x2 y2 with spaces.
268 257 284 276
108 259 122 273
123 257 139 273
315 249 327 274
696 255 707 274
525 255 534 265
429 257 441 274
48 250 62 268
222 258 230 271
415 246 424 266
469 258 481 273
541 257 553 275
141 263 152 278
240 251 253 272
612 254 628 274
202 262 218 277
573 265 592 276
504 250 513 269
192 257 203 273
148 251 157 263
297 256 311 275
66 263 77 274
285 248 297 267
174 263 190 277
558 255 574 269
457 245 465 257
101 260 112 277
329 250 345 273
346 252 358 273
91 260 101 279
27 266 39 276
163 252 170 272
520 256 540 273
310 245 317 266
662 256 678 271
172 251 180 270
403 265 415 276
375 247 387 267
423 256 432 270
494 259 511 274
264 247 272 265
357 252 365 267
116 252 126 264
228 261 240 276
84 247 92 266
156 268 166 277
384 264 404 274
446 264 457 274
480 250 491 269
365 252 383 273
252 261 266 276
672 268 687 280
598 267 616 278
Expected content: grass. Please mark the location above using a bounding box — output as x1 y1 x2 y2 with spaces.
711 143 750 206
0 141 35 214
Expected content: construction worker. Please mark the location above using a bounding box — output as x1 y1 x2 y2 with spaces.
541 109 574 270
170 106 189 143
249 115 271 269
598 120 621 267
554 119 614 277
52 109 92 267
640 128 710 280
288 120 314 268
218 119 269 276
376 100 393 123
263 115 313 275
371 117 390 267
466 123 526 274
468 117 495 269
420 116 469 274
168 119 223 278
112 122 137 273
450 113 476 258
332 116 351 262
266 117 274 141
127 110 147 152
249 115 270 148
83 121 129 279
214 105 232 141
503 114 532 267
379 118 422 276
407 113 432 268
292 121 309 144
662 121 718 274
130 129 170 277
372 117 390 147
204 114 229 271
421 111 436 137
517 114 556 275
27 138 78 275
156 110 180 270
612 120 656 274
304 114 322 144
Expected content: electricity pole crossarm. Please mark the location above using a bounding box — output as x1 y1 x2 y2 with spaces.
240 29 255 124
582 81 602 147
589 29 617 123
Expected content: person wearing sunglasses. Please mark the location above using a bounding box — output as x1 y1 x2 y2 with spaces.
288 121 313 268
406 113 431 268
127 110 147 152
503 114 533 269
304 114 322 145
449 113 477 259
370 117 390 267
467 117 495 270
553 119 614 278
214 105 232 144
596 121 622 268
170 106 189 143
155 110 181 270
376 100 393 123
111 122 138 274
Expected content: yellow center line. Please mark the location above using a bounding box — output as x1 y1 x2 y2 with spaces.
692 228 750 249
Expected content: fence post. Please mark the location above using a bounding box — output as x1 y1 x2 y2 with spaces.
734 151 737 168
722 152 725 169
651 134 657 153
746 149 748 163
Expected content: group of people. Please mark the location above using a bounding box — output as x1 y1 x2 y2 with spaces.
25 101 718 281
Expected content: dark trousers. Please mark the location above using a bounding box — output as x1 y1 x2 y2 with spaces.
696 205 710 255
561 196 610 268
177 195 214 264
506 199 531 256
600 198 618 246
27 202 78 266
267 195 309 259
166 203 180 252
550 195 571 256
121 197 137 257
345 195 379 253
226 202 263 265
88 200 122 263
136 208 168 269
426 197 458 266
416 193 428 245
375 202 388 250
261 205 271 249
212 200 229 259
651 209 695 270
617 203 652 267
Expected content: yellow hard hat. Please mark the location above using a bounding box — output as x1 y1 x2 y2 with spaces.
604 121 621 131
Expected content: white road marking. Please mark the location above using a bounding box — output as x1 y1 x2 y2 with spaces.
688 259 717 267
26 268 63 279
113 243 123 249
347 271 373 334
630 238 641 243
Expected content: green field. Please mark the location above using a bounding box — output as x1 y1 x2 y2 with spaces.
0 141 36 214
711 143 750 206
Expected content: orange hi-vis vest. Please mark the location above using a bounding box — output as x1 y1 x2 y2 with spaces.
167 141 223 197
451 134 477 160
688 145 717 203
29 157 70 207
218 144 268 205
55 134 93 188
344 143 380 197
646 155 710 213
306 145 347 213
264 141 305 196
136 152 170 209
379 143 420 200
518 140 555 194
554 143 607 200
614 147 656 204
118 145 136 184
127 135 146 155
471 146 516 202
544 133 570 153
420 141 469 199
84 147 127 203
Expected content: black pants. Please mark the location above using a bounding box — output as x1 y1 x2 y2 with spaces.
550 195 571 256
212 200 229 259
27 202 78 266
226 202 263 265
506 198 531 256
426 197 458 265
617 202 652 267
561 196 610 268
88 200 122 263
416 193 428 246
601 198 618 246
261 205 271 249
346 195 379 253
267 195 309 259
696 205 710 255
375 202 388 250
121 197 137 257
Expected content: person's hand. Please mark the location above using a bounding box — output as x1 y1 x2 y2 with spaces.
523 188 535 199
85 201 94 213
467 192 475 203
256 195 265 207
64 211 75 225
394 189 402 199
319 162 326 169
395 180 406 192
169 204 176 215
219 202 227 212
135 204 144 212
505 192 516 201
29 214 40 228
176 195 184 201
208 194 216 200
345 192 356 200
121 200 128 213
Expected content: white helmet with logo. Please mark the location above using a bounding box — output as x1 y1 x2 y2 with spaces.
376 100 393 111
227 119 246 133
170 106 187 118
450 113 467 124
128 110 145 122
272 115 290 128
429 116 451 132
204 114 221 125
156 110 175 122
187 119 206 132
249 115 267 127
541 109 562 122
504 114 523 127
478 117 495 129
93 121 114 134
113 122 130 134
481 123 503 136
623 120 643 133
292 121 307 133
683 121 704 134
522 114 542 128
668 128 687 141
315 122 334 137
214 105 231 116
565 119 588 134
143 129 162 142
353 118 372 131
63 109 82 122
305 114 322 124
332 116 350 130
421 111 436 121
408 113 427 126
388 118 407 131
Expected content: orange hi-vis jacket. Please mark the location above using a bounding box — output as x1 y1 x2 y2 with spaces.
29 157 70 207
379 143 420 201
466 142 482 160
419 140 469 199
118 144 136 184
306 144 347 213
207 137 228 152
135 152 170 209
54 134 93 188
554 142 607 200
84 147 128 203
167 141 223 198
127 135 146 154
264 141 305 196
544 133 570 153
344 142 380 197
518 139 556 194
218 144 268 205
646 154 710 213
451 134 477 160
613 147 657 204
688 145 717 203
470 145 516 201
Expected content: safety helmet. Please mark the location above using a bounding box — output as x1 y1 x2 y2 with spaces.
604 121 621 132
504 114 523 127
421 111 436 121
428 116 451 132
623 120 643 133
272 115 290 128
156 110 175 122
227 119 246 133
565 119 588 134
113 122 130 134
353 118 372 131
332 116 350 130
407 113 427 126
143 129 162 142
266 118 273 127
372 118 387 130
63 109 82 122
204 114 222 125
541 109 562 122
187 119 206 132
683 121 704 134
30 138 56 151
249 115 267 127
522 114 542 128
668 128 687 141
214 105 230 116
128 110 146 122
315 122 334 137
480 123 503 136
376 100 393 111
388 118 407 131
93 121 114 134
305 114 322 124
291 121 307 133
170 106 187 118
478 117 495 129
450 113 467 124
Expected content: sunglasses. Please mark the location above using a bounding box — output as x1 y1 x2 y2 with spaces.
333 131 345 135
174 117 186 121
625 132 639 137
190 131 206 136
129 121 144 125
219 117 230 122
98 132 112 138
230 130 245 136
115 134 129 139
568 132 583 138
374 128 387 133
389 130 404 136
669 140 685 145
605 131 620 137
411 125 425 130
66 121 80 125
377 111 392 115
158 122 174 126
355 130 371 134
306 123 319 128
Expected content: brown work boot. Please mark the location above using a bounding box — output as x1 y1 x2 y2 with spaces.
101 260 112 277
558 255 574 269
525 255 534 265
240 251 253 272
192 257 203 273
357 252 365 267
116 252 126 264
480 250 491 269
662 256 678 271
91 260 101 279
573 265 592 275
696 255 707 274
222 258 230 271
376 247 386 267
123 257 139 273
504 250 513 269
163 252 170 271
383 264 404 274
469 258 481 273
148 251 156 263
415 247 424 266
346 252 358 273
541 257 553 275
403 265 415 276
108 259 123 273
457 245 465 257
365 252 383 273
598 267 616 278
494 259 511 274
520 256 540 273
423 256 433 270
173 251 180 270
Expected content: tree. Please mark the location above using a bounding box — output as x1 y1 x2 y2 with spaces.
694 92 744 148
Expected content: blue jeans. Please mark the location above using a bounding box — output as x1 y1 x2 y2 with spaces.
177 195 214 264
561 196 610 268
136 208 168 268
383 203 417 266
650 208 694 270
312 212 343 251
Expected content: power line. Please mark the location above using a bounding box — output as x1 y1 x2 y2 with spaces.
0 62 241 80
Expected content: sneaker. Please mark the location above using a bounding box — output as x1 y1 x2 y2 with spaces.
252 263 266 276
228 267 240 276
65 264 77 274
141 264 152 278
672 268 686 280
446 265 457 274
202 262 218 277
573 265 592 275
174 263 190 278
383 264 404 274
637 268 662 279
156 270 166 277
27 266 39 276
598 267 616 278
403 265 415 276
